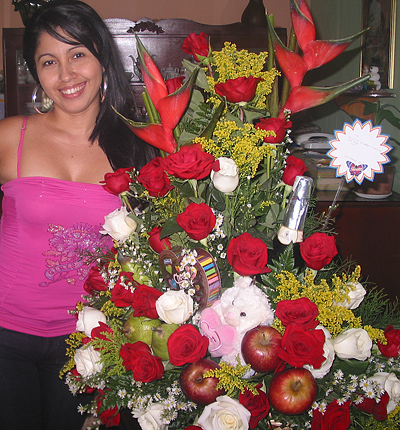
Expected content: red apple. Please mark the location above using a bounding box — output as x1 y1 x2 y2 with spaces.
268 367 317 415
179 358 226 405
241 325 284 373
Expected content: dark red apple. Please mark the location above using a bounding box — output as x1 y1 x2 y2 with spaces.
241 325 284 373
179 358 225 405
268 367 317 415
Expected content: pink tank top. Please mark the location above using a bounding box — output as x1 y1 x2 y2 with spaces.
0 117 121 336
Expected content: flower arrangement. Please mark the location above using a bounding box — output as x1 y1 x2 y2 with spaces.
61 2 400 430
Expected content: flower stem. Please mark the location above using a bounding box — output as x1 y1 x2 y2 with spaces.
280 27 297 108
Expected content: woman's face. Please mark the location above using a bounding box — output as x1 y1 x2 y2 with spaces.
34 29 103 115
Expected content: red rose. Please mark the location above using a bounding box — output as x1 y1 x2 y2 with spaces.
177 202 216 241
137 157 174 197
355 392 390 421
300 232 338 270
311 400 351 430
378 325 400 357
96 390 121 427
91 321 113 341
255 117 292 143
167 324 209 366
166 76 185 94
160 145 215 180
148 226 172 253
277 324 325 368
227 232 271 276
84 265 108 295
239 383 269 429
276 297 319 329
120 341 150 370
120 341 164 382
182 32 210 62
110 272 137 307
214 76 262 104
184 427 203 430
131 284 163 319
101 167 132 195
282 155 308 186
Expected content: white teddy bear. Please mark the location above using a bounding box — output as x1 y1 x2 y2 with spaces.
369 65 381 90
199 276 274 372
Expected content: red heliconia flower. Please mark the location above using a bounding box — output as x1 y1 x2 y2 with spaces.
279 77 368 118
115 35 198 154
267 0 368 117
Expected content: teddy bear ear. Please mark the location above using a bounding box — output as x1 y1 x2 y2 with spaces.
199 307 238 357
234 276 254 289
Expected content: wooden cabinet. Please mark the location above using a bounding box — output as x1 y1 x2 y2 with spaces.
2 28 37 117
2 19 286 118
316 191 400 301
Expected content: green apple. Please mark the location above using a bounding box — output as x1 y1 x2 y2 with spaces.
151 323 180 360
123 315 160 345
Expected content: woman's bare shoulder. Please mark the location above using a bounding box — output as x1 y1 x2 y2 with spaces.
0 115 27 144
0 115 27 184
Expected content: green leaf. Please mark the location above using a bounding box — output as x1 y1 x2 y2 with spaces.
331 358 370 375
160 217 183 238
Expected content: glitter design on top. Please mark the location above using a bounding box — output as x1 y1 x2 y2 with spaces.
39 222 108 288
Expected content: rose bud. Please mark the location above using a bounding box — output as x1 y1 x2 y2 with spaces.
282 155 308 186
214 76 262 104
255 117 292 143
166 76 185 93
148 226 172 253
101 168 132 195
182 32 211 62
211 157 239 193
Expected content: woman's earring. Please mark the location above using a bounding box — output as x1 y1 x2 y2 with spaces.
100 75 108 103
32 85 54 114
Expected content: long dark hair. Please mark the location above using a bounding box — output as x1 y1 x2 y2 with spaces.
23 0 158 171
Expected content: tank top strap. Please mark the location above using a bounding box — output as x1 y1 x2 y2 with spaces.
17 117 29 179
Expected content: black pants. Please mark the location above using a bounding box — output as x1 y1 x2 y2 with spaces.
0 327 91 430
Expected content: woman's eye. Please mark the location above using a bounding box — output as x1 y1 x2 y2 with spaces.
43 60 55 67
73 52 85 59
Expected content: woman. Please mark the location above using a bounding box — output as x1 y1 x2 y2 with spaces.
0 1 157 429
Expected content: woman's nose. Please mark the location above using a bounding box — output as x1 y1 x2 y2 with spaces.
58 61 76 82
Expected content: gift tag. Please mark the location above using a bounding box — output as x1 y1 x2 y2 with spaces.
158 248 221 311
328 119 392 184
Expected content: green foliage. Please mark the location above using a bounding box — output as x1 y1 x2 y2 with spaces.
354 286 400 329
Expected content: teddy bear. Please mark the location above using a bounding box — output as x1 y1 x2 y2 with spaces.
199 276 274 371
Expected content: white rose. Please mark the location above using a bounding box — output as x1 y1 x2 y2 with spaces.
133 403 167 430
332 328 372 360
211 157 239 193
74 345 103 377
335 282 366 310
197 395 251 430
76 307 107 337
156 290 194 324
100 206 137 242
304 326 335 379
369 372 400 413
